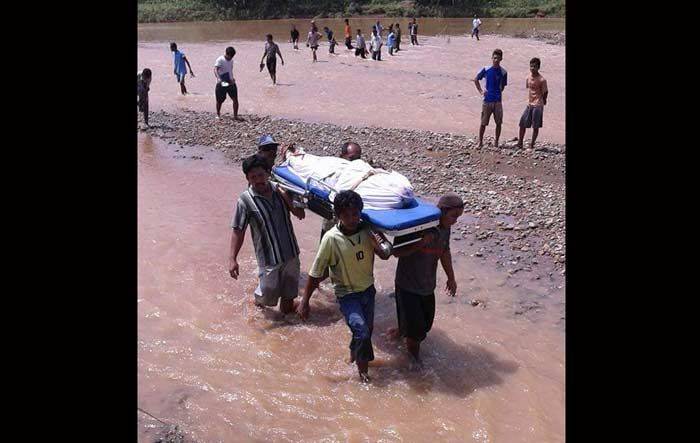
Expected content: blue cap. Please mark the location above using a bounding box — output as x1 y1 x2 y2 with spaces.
258 134 279 148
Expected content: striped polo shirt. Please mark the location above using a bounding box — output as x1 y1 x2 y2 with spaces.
231 182 300 267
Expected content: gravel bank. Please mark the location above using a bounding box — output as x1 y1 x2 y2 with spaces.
141 110 566 286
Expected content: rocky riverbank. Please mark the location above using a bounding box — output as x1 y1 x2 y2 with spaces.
141 110 565 289
509 30 565 45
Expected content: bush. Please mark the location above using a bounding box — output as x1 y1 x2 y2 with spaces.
348 1 362 14
367 6 385 14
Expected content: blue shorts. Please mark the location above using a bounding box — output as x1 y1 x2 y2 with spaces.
338 285 376 362
176 72 187 83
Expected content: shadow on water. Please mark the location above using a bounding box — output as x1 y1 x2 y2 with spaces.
366 291 519 397
371 328 519 397
252 285 518 397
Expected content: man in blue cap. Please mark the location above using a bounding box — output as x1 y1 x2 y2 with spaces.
256 134 280 169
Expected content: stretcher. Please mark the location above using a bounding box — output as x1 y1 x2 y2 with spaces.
272 164 441 248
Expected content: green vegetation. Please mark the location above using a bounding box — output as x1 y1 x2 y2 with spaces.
138 0 565 23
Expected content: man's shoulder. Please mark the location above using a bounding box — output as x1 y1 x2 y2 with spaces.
322 226 343 244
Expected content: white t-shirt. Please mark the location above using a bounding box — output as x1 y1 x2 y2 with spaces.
370 34 382 51
214 55 234 83
473 18 482 29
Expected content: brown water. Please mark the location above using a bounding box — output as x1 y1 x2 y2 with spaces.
138 18 565 43
138 31 565 144
138 134 564 442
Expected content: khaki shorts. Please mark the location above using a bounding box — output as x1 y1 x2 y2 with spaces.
254 256 300 306
481 101 503 126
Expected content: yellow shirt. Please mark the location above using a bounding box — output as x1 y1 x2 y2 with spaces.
309 226 375 297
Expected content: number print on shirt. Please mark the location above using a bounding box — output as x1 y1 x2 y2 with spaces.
356 251 364 261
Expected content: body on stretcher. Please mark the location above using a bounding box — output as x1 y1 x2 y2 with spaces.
272 165 442 249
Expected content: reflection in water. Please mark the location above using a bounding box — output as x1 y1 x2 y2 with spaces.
138 135 564 442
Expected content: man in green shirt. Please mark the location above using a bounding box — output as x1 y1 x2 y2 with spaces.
297 190 391 382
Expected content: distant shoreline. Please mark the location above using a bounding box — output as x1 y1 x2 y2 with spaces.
137 0 565 24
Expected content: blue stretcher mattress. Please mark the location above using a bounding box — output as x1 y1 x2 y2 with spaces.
272 165 441 232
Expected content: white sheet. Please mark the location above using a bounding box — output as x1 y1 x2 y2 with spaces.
282 149 415 210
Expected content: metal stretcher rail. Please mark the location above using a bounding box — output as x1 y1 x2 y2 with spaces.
271 171 437 249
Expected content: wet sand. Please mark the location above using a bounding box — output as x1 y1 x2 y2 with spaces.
138 34 565 144
138 134 564 442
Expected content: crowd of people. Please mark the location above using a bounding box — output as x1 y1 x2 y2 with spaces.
137 15 549 149
228 136 465 382
136 16 552 382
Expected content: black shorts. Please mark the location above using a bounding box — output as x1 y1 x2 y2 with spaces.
137 95 148 112
215 82 238 103
266 58 277 74
395 288 436 342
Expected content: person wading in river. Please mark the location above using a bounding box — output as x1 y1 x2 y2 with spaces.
391 193 463 369
394 23 402 52
344 19 354 50
229 154 305 315
355 29 367 59
170 42 195 95
410 18 419 45
214 46 243 121
290 25 300 50
306 24 322 62
297 190 391 383
260 34 284 85
471 15 482 40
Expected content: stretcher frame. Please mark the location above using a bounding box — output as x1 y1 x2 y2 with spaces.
271 171 440 248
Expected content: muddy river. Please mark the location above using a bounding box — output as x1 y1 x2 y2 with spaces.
138 19 564 144
137 133 564 442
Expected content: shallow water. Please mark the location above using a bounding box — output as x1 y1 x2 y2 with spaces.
138 32 565 144
138 18 565 43
137 134 564 442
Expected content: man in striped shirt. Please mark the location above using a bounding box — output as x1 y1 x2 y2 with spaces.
229 154 305 314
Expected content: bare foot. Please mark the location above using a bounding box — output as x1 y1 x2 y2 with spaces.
234 116 244 122
386 327 400 340
408 356 424 372
345 351 356 364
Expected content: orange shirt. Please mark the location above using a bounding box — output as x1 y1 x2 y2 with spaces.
526 74 548 106
344 25 351 38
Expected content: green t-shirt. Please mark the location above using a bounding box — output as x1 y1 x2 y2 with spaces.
309 225 375 297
